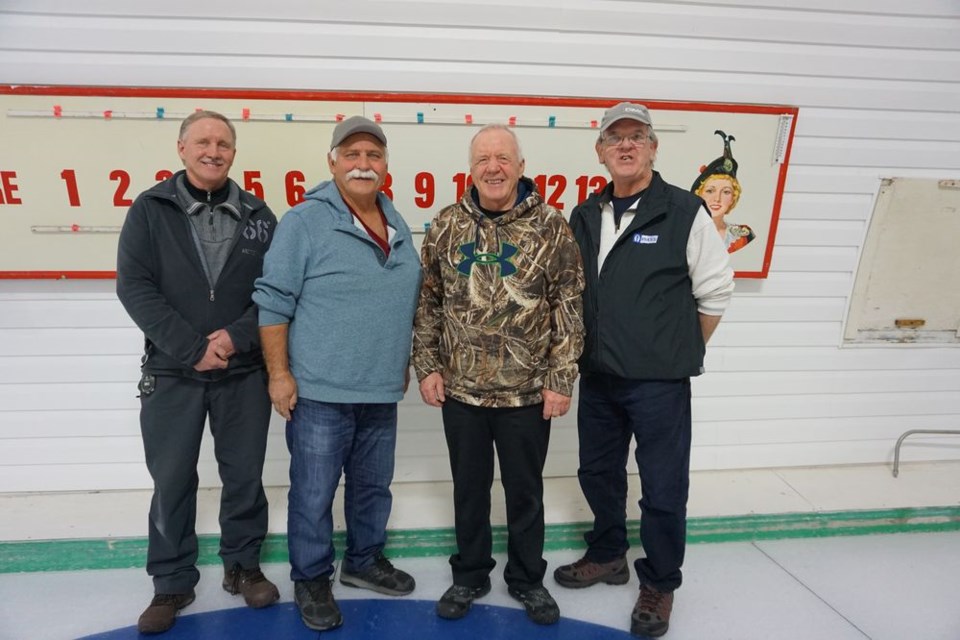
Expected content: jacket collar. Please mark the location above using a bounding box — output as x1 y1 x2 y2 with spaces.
459 176 542 226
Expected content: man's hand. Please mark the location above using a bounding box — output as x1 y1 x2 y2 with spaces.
542 388 571 420
419 371 446 407
194 340 229 372
206 329 236 359
268 370 298 420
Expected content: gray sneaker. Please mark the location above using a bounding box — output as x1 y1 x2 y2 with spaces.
294 577 343 631
339 553 415 596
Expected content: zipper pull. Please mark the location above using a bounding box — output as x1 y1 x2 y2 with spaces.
209 289 215 302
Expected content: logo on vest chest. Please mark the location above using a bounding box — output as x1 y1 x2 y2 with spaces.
633 233 659 244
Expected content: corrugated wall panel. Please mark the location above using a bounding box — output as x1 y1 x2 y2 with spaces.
1 0 959 493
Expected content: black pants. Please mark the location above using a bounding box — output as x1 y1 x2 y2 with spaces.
442 397 551 592
139 369 272 594
577 373 692 592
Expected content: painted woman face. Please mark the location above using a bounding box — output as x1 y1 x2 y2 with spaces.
699 176 737 219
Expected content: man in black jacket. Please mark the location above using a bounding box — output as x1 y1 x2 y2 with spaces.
555 103 734 638
117 111 279 634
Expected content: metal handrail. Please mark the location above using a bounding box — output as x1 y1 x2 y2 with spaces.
892 429 960 477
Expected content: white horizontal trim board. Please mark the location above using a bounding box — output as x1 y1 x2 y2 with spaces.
776 166 957 194
790 137 960 171
768 246 858 272
711 321 843 347
694 391 960 421
5 15 959 84
4 0 959 49
0 328 142 356
0 300 133 329
795 108 960 143
693 438 960 469
773 220 864 247
2 52 958 113
0 355 139 384
693 369 960 397
720 297 845 322
731 272 853 298
704 346 960 372
695 413 960 446
777 193 874 222
1 0 960 495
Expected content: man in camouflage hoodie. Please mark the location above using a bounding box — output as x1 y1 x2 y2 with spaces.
413 124 584 626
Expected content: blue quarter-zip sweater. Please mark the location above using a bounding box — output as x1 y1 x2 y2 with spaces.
253 181 421 403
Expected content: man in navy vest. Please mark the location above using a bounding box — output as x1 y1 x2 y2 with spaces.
558 103 734 638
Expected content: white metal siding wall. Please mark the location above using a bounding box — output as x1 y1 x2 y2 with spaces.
1 0 959 493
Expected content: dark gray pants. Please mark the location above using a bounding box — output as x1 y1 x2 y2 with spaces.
139 369 272 594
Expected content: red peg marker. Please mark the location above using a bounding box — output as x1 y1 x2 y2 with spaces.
590 120 598 128
53 105 63 118
508 116 517 126
241 108 250 121
103 110 113 119
465 114 473 124
373 113 382 123
335 113 345 122
71 224 80 232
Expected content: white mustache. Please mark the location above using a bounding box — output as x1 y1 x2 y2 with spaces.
346 169 379 181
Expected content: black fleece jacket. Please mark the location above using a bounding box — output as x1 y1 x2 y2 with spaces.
116 171 276 379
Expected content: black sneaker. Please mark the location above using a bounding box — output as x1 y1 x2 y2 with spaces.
339 552 415 596
436 578 492 620
508 585 560 625
294 577 343 631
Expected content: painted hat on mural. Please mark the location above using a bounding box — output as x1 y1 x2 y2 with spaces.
599 102 653 132
330 115 387 149
691 130 738 193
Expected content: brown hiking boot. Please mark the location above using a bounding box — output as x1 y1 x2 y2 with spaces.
222 565 280 608
553 555 630 588
137 590 195 634
630 584 674 637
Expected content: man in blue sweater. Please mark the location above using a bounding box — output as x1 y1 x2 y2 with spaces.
253 116 421 632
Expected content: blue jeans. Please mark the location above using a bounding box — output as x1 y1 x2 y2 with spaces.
286 398 398 582
577 373 692 592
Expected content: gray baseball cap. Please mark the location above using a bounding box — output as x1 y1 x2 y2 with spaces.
330 115 387 150
599 102 653 132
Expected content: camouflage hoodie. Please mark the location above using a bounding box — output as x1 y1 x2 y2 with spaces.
412 178 585 408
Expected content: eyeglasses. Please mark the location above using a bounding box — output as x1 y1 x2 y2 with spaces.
601 132 650 147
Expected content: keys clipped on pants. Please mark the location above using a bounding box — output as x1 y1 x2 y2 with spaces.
138 373 156 397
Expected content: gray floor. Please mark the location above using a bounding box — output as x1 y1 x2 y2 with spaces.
1 532 959 639
2 462 959 639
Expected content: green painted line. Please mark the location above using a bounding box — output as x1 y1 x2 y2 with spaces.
2 506 958 574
